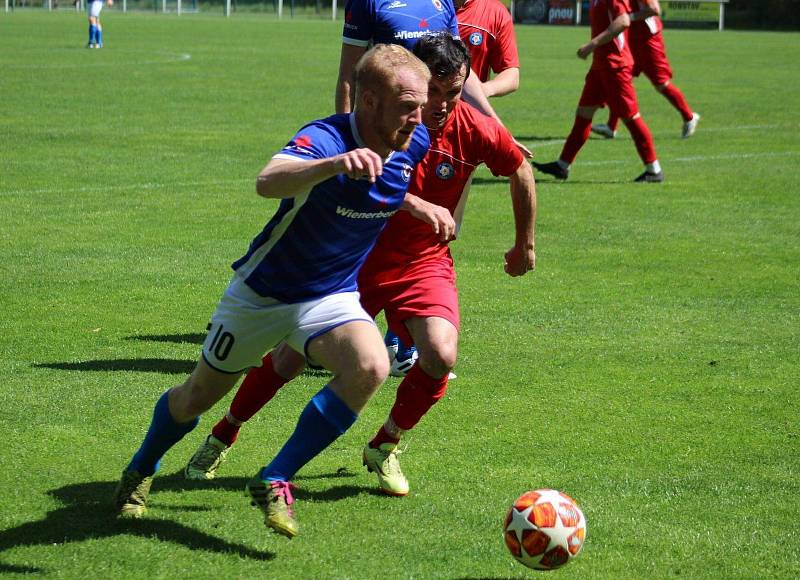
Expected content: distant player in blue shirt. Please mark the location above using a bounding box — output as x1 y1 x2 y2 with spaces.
112 44 433 539
87 0 112 48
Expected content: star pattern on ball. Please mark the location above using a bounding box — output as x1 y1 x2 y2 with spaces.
506 505 537 542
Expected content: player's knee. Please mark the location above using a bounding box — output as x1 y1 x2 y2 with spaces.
418 340 457 379
344 351 390 392
654 82 669 93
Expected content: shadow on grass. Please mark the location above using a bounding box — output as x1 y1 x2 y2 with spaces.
35 358 196 375
127 333 207 344
0 469 383 571
0 473 277 574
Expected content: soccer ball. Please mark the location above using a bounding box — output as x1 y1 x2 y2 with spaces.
503 489 587 570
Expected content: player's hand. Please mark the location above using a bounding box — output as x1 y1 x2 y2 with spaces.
577 43 593 60
335 148 383 183
405 196 456 242
504 245 535 277
513 137 533 159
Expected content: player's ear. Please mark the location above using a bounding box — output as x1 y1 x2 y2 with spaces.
360 88 378 112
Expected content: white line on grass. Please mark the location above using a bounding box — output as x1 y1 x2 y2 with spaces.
528 124 795 150
580 150 800 167
1 178 251 197
4 50 192 69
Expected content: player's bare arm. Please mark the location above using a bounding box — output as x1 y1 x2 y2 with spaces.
577 12 631 59
401 193 456 242
482 67 520 98
336 44 368 114
632 0 660 20
504 160 536 277
256 149 383 198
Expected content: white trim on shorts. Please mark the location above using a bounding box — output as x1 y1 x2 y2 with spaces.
202 275 374 373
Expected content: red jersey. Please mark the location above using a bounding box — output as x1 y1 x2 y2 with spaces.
589 0 634 70
371 100 523 261
629 0 663 43
456 0 520 82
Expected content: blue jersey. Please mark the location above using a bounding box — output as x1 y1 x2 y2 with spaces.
232 114 430 303
343 0 459 49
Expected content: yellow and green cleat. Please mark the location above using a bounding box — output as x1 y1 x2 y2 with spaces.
246 477 299 538
184 435 230 480
362 443 409 496
112 469 153 518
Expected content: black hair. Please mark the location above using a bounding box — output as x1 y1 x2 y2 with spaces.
412 32 471 81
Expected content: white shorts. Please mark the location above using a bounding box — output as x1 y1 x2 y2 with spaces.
88 0 103 18
202 275 374 374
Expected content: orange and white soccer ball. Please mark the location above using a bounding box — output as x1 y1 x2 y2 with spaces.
503 489 587 570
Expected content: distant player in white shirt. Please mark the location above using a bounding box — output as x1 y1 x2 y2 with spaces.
112 44 434 539
87 0 112 48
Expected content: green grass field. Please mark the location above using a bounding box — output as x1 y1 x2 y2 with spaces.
1 10 799 578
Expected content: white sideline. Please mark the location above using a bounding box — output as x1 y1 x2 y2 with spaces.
5 51 192 69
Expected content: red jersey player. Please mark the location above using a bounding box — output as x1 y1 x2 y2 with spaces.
455 0 520 97
533 0 664 182
385 0 521 377
592 0 700 139
183 34 537 497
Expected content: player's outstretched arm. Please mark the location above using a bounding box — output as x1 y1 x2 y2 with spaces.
482 67 520 99
504 160 536 277
401 193 456 242
256 149 383 199
336 44 368 114
577 12 631 59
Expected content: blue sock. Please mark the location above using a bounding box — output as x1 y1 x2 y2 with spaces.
384 328 399 349
127 390 200 476
260 385 357 482
88 24 96 44
96 27 103 46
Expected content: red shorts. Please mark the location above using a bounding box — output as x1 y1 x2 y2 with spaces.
578 66 639 119
632 33 673 86
357 250 460 347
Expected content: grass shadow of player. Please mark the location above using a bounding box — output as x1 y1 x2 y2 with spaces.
155 469 382 503
35 358 196 375
127 333 207 344
0 476 275 575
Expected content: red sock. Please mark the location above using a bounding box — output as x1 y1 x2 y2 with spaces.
369 425 401 449
211 352 288 446
560 115 593 165
369 364 449 449
623 116 658 165
660 83 693 122
607 113 620 133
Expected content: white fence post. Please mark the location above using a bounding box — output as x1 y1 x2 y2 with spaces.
177 0 181 15
331 0 336 20
575 0 581 25
277 0 283 19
